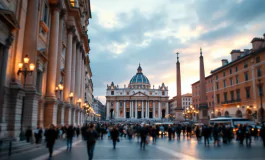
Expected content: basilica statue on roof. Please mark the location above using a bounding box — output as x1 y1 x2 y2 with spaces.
106 64 169 120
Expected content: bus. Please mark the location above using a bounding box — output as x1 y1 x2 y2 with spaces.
209 117 255 127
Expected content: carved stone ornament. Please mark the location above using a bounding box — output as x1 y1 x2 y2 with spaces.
5 34 14 48
67 26 76 34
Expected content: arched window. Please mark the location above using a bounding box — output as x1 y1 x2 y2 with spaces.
217 112 221 117
236 110 242 117
224 111 229 117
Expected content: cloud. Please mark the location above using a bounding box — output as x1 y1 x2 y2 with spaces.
89 0 265 104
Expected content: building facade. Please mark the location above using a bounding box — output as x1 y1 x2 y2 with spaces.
192 33 265 122
0 0 92 139
169 93 192 118
92 97 105 121
105 65 169 120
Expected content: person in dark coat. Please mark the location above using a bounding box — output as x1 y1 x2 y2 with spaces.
260 125 265 148
237 124 244 146
81 124 87 140
213 124 221 146
76 126 80 138
111 125 119 149
151 125 157 143
25 127 32 143
87 124 99 160
45 124 57 160
176 124 182 140
202 125 210 146
66 125 74 151
140 124 148 149
187 125 192 138
38 127 43 144
168 125 173 140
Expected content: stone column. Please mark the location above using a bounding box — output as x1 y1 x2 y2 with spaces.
106 101 110 120
141 101 144 118
147 101 149 118
80 55 84 104
166 102 169 116
22 0 40 130
158 101 161 118
135 100 138 119
63 26 75 103
56 10 65 99
124 101 126 118
44 2 61 128
57 103 64 125
74 42 81 104
145 101 148 118
71 37 77 104
129 101 132 118
153 101 155 118
116 101 119 118
72 109 75 126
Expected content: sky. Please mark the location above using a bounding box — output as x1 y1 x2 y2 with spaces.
88 0 265 104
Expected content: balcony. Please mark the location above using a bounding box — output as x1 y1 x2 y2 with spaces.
221 99 241 104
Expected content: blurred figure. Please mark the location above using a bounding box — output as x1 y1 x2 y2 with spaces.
45 124 57 160
151 125 157 143
187 125 192 139
176 124 182 140
237 124 244 146
25 126 32 143
213 124 221 146
87 124 99 160
140 124 148 149
66 125 74 151
111 125 119 149
244 124 251 147
168 125 173 140
202 125 210 146
260 125 265 148
76 126 80 138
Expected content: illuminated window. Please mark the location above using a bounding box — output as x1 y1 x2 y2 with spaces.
70 0 77 7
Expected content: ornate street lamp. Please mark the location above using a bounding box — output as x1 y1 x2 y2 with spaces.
17 54 35 141
77 98 82 107
69 92 74 103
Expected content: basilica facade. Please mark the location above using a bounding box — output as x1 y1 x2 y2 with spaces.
106 65 169 120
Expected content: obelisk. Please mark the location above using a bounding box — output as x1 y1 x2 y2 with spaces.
175 53 183 121
199 48 209 124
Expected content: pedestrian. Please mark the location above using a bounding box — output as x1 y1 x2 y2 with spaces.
87 124 99 160
45 124 57 160
38 127 43 144
25 126 32 143
237 124 244 146
202 125 210 146
168 125 173 140
66 125 74 151
151 125 157 143
140 124 148 149
34 126 40 144
187 125 192 138
176 124 182 140
76 126 80 138
111 125 119 149
195 126 201 142
260 125 265 148
244 124 252 147
253 126 258 140
213 124 221 146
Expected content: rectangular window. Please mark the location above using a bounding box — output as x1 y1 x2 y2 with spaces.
244 61 248 68
223 72 226 77
257 68 262 77
235 66 238 72
244 72 249 81
230 91 234 101
216 75 218 80
216 82 219 90
229 69 232 74
230 78 233 86
111 91 114 95
216 94 220 104
236 89 240 100
224 92 227 102
256 56 260 63
43 4 49 24
223 80 226 88
236 75 239 84
120 102 123 106
259 85 263 96
245 87 251 99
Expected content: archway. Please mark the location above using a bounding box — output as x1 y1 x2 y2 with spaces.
246 109 252 120
217 112 221 117
162 109 165 118
236 110 242 117
110 109 114 119
224 111 229 117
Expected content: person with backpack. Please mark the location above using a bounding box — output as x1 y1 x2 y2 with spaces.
87 124 99 160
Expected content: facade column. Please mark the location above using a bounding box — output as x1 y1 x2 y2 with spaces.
80 55 84 105
74 42 81 105
57 104 64 125
63 26 75 103
145 101 148 118
129 101 132 118
116 101 119 118
71 37 77 105
22 0 40 130
153 101 156 118
141 101 144 118
166 102 169 116
158 101 161 118
135 100 138 119
106 101 110 120
147 101 149 118
44 2 61 128
56 10 65 99
124 101 126 118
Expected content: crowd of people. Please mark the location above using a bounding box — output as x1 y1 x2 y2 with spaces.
24 122 265 160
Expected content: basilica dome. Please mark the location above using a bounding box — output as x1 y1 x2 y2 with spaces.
129 64 150 88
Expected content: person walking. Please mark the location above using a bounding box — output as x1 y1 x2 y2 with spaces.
176 124 182 140
168 125 173 140
213 124 221 146
244 124 252 147
87 124 99 160
66 125 74 151
25 127 32 143
45 124 57 160
76 126 80 138
237 124 245 146
260 124 265 148
202 125 210 146
111 125 119 149
151 125 157 143
140 124 148 149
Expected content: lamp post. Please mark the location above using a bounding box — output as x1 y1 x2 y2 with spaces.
77 98 82 108
17 54 35 141
258 79 264 123
69 92 74 104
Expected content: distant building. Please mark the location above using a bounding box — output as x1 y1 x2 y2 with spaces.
105 64 169 120
169 93 192 118
191 33 265 122
92 97 106 121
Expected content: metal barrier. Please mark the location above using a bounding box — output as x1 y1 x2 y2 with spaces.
0 138 16 156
